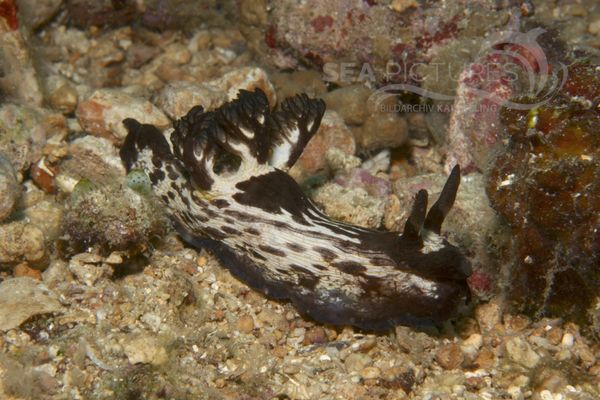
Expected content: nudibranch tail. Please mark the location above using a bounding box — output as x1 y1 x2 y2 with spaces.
119 89 471 331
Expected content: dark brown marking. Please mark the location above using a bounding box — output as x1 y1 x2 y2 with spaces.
202 226 226 240
313 246 337 262
258 244 286 257
160 194 169 203
244 227 261 236
233 170 311 226
211 199 230 209
223 209 259 223
332 261 367 276
167 191 176 200
221 225 241 235
289 264 319 290
369 256 391 267
312 263 327 271
192 213 209 223
286 242 306 252
149 168 165 184
249 249 267 261
166 165 179 180
224 217 235 224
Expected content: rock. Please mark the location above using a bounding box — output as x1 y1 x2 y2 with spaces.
460 333 483 359
0 154 20 221
505 337 540 369
0 222 46 266
48 83 78 114
360 366 381 380
0 104 48 177
0 22 43 106
56 135 126 193
312 183 385 229
334 168 391 199
67 253 113 287
155 81 222 120
211 67 276 106
237 315 255 333
589 19 600 35
322 85 372 126
271 70 327 100
30 156 59 194
303 326 328 345
16 0 63 30
156 67 277 119
76 89 170 144
23 198 63 243
13 262 42 280
344 353 372 373
474 347 495 369
61 179 167 253
0 277 63 331
352 111 408 151
124 335 168 366
475 301 502 333
560 333 574 348
435 343 464 370
289 110 356 182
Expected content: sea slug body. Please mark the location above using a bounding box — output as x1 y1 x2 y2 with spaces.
120 89 471 331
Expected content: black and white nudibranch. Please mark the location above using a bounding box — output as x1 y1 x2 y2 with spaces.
119 89 471 331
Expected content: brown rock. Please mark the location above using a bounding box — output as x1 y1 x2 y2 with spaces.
237 314 255 333
323 85 372 126
303 326 328 345
289 110 356 182
475 300 502 333
474 347 495 369
0 221 46 266
48 84 79 114
14 263 42 280
353 111 408 151
436 343 464 370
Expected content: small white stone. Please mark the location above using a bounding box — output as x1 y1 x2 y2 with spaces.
560 333 574 348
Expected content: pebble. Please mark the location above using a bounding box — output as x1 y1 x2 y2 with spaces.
76 88 170 143
344 353 373 373
589 19 600 35
461 333 483 358
322 84 372 126
0 277 63 331
505 337 540 369
155 81 222 119
156 66 276 119
0 153 20 222
48 83 79 114
312 183 385 228
16 0 63 30
436 343 464 370
124 335 168 366
237 315 255 333
0 221 46 266
560 333 574 348
211 67 277 106
289 110 356 182
475 301 502 333
360 366 381 380
14 262 43 280
352 111 408 151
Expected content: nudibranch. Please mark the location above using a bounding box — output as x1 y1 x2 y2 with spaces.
120 89 471 331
